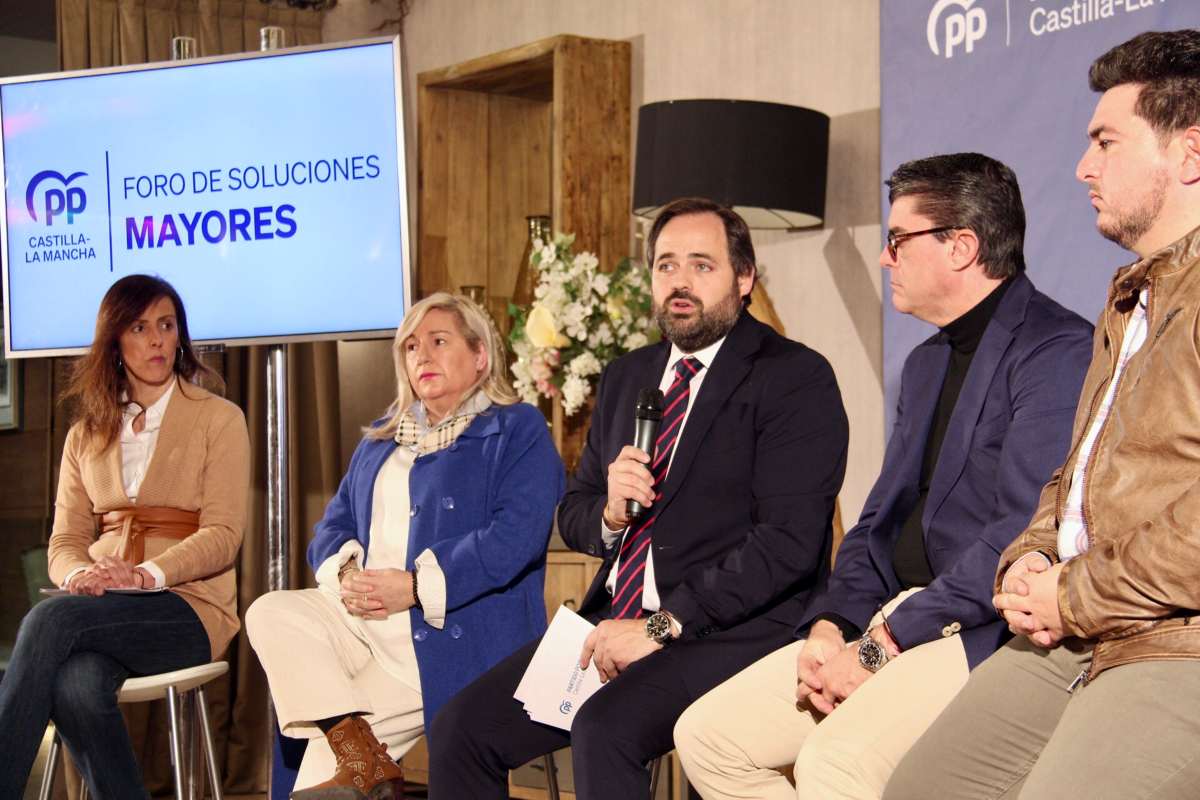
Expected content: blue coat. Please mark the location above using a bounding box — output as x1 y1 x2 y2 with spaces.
308 401 564 729
796 274 1093 668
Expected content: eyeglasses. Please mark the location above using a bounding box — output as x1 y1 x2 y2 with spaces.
886 226 960 260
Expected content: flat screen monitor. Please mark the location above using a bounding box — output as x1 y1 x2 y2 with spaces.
0 36 410 358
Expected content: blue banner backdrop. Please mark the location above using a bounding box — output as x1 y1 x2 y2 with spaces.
880 0 1200 428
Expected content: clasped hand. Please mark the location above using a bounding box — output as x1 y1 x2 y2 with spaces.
340 568 415 620
993 558 1065 648
795 620 872 715
67 555 146 596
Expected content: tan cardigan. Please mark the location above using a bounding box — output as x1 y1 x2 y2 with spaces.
48 381 251 660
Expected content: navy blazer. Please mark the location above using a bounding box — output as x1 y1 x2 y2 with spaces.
796 274 1093 668
559 312 849 636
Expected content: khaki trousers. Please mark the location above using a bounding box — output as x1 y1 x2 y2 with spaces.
884 636 1200 800
246 589 425 788
675 591 969 800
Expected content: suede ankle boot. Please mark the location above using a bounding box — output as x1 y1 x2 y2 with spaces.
290 716 405 800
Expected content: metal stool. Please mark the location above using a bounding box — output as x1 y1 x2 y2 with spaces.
38 661 228 800
543 750 664 799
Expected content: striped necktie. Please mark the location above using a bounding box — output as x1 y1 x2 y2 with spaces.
611 356 703 619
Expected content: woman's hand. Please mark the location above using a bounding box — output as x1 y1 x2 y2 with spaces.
340 568 415 619
67 565 111 596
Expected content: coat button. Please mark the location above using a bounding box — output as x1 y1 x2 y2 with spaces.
441 496 455 510
941 625 954 638
449 442 459 452
413 628 428 642
950 621 962 633
450 624 463 639
587 544 597 555
410 505 420 518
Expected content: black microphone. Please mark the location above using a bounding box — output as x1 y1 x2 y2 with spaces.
626 387 664 521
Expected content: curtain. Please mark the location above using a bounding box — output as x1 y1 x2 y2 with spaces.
53 2 333 795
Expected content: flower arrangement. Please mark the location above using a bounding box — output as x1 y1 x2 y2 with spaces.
509 232 657 416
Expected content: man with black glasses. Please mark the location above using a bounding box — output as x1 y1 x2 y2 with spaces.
675 153 1092 800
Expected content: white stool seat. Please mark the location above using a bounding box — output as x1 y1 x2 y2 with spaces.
118 662 229 703
40 660 228 800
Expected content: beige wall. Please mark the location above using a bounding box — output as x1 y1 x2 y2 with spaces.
326 0 884 525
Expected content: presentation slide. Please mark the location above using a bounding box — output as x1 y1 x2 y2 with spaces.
0 39 409 356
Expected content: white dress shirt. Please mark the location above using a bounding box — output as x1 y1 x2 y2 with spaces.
602 335 728 613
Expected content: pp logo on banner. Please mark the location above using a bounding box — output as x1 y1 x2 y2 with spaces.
25 169 88 226
928 0 988 58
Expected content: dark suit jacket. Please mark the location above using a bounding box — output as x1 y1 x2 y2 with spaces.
796 274 1093 668
558 311 849 637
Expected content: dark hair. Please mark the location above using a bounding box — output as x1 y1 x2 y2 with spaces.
62 274 221 449
646 197 757 305
886 153 1026 279
1089 29 1200 137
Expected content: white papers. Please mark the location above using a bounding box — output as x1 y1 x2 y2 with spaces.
40 586 168 597
514 605 605 730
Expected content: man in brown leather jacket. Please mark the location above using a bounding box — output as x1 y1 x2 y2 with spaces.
885 29 1200 800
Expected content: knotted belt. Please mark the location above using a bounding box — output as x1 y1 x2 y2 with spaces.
99 506 201 564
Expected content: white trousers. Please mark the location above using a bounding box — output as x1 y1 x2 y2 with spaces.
674 590 970 799
246 589 425 788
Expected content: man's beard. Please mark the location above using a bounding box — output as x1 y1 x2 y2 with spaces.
654 282 743 353
1097 168 1168 250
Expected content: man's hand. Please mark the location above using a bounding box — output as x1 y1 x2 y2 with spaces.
796 620 847 714
604 446 655 529
579 619 662 683
994 561 1065 648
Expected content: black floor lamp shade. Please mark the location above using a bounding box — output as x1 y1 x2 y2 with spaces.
633 99 829 230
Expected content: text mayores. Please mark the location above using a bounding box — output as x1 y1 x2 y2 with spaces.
125 205 296 249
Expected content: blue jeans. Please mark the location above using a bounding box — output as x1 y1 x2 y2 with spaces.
0 591 210 799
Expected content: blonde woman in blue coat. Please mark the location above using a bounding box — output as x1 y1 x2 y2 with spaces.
247 293 564 800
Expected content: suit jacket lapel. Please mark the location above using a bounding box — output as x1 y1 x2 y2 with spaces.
925 275 1032 525
656 314 760 512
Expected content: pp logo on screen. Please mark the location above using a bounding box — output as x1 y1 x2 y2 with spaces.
25 170 88 226
927 0 987 58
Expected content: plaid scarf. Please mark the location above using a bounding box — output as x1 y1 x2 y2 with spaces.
394 391 492 456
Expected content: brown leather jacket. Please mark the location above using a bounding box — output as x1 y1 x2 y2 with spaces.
996 224 1200 682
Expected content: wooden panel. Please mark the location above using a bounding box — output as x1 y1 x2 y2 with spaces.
544 551 602 616
487 94 552 303
417 87 490 297
419 37 557 97
553 37 632 273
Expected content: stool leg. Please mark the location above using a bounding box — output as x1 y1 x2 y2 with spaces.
649 755 662 797
180 691 202 800
166 685 187 800
37 732 60 800
543 752 560 800
196 685 224 800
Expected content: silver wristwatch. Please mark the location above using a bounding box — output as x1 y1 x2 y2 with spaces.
857 633 890 672
644 610 674 645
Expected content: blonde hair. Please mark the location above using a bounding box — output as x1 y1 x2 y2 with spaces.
365 292 518 440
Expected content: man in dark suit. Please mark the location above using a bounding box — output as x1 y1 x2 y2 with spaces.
428 197 849 799
674 153 1094 800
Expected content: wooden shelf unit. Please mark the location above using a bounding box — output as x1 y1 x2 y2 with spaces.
416 34 632 307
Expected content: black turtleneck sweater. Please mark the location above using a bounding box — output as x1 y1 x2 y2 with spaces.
891 278 1012 588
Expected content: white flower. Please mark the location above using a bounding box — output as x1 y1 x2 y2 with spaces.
562 373 590 416
623 332 648 350
568 352 602 378
593 273 610 295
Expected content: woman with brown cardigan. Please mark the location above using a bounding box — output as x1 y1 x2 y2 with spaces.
0 274 250 799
